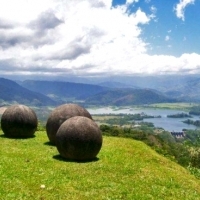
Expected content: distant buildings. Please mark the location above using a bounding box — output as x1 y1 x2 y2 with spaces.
171 131 185 138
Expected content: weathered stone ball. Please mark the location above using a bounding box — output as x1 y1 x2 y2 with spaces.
46 103 92 145
56 116 102 161
1 104 38 138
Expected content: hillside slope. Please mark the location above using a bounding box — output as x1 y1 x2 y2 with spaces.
164 77 200 102
0 133 200 199
0 78 57 106
94 75 200 102
85 88 177 106
20 80 108 101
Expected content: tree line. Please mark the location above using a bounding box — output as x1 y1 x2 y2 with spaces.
100 124 200 177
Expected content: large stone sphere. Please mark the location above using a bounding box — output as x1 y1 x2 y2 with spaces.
56 116 102 161
1 105 38 138
46 103 92 145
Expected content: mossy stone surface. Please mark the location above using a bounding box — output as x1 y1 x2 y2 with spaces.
56 116 102 161
1 104 38 138
46 104 92 145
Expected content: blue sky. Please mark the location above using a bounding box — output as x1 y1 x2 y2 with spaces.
113 0 200 56
0 0 200 78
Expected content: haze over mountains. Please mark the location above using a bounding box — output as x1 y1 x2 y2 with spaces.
0 78 56 106
1 75 200 106
20 80 107 102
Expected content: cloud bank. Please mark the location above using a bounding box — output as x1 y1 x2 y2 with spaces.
0 0 199 78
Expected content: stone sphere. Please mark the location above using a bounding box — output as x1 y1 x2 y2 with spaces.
56 116 102 161
46 103 92 145
1 104 38 138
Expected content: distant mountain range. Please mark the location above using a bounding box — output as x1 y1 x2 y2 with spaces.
20 80 108 101
19 79 176 106
163 77 200 102
98 81 137 89
92 75 200 102
1 75 200 106
0 78 57 106
85 88 176 106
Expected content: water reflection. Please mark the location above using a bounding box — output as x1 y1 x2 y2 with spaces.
88 107 200 132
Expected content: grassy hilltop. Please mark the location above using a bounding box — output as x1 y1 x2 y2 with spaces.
1 131 200 200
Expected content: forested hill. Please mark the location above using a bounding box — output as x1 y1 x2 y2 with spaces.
0 78 177 106
20 80 108 100
0 78 57 106
85 88 177 106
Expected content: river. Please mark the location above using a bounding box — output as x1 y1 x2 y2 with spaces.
87 107 200 132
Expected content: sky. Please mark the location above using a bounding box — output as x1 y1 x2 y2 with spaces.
0 0 200 79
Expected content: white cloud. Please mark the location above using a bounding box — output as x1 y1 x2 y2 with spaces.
149 5 157 20
174 0 195 21
0 0 199 78
133 8 151 24
126 0 139 5
0 0 56 23
0 0 151 77
150 5 157 14
165 35 170 41
132 53 200 75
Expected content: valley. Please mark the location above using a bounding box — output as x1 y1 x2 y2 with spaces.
1 79 200 186
1 75 200 132
2 75 200 107
1 103 199 132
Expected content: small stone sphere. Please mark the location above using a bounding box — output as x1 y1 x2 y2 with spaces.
1 104 38 138
56 116 102 161
46 103 92 145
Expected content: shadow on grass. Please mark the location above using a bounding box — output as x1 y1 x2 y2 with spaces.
53 154 99 163
0 134 36 139
0 134 6 138
44 141 56 147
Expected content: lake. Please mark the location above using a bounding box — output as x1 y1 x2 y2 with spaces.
87 107 200 132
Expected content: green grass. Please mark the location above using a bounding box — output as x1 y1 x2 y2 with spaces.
149 103 199 110
1 131 200 200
